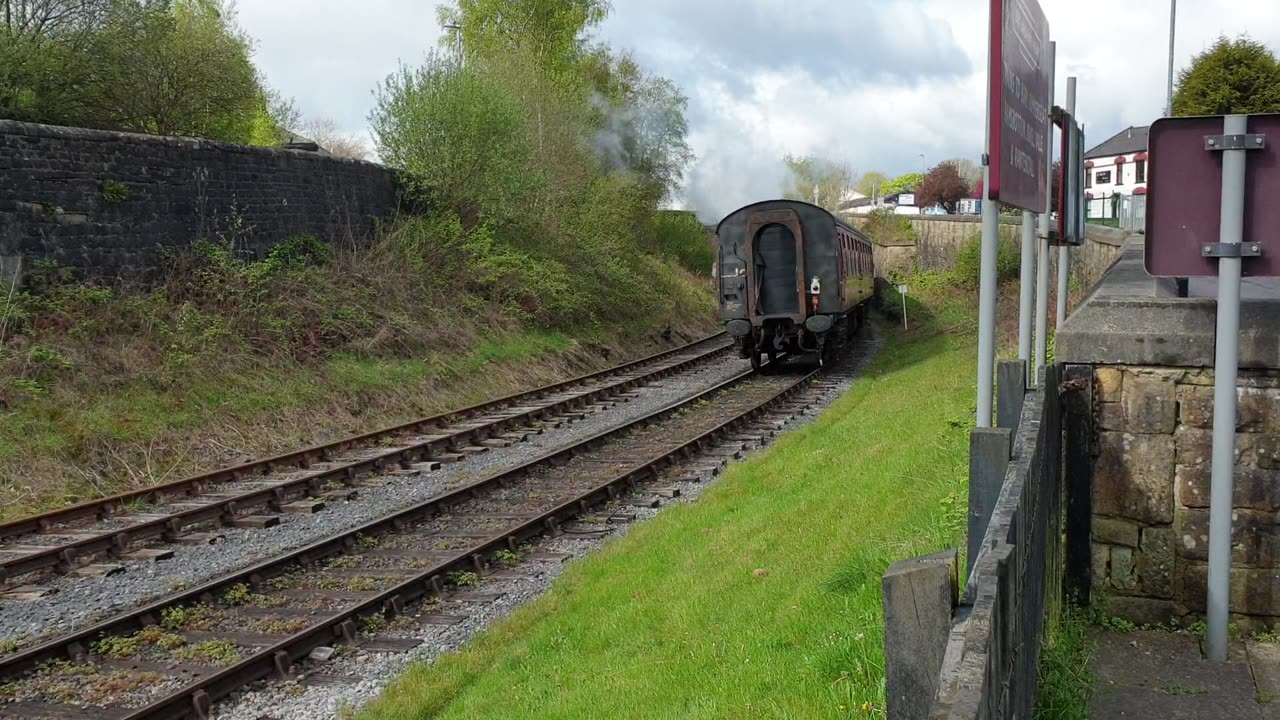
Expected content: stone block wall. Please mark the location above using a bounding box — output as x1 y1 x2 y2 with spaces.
1089 365 1280 626
848 214 1124 288
0 120 401 280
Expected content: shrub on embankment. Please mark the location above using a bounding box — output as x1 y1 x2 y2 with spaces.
0 220 714 522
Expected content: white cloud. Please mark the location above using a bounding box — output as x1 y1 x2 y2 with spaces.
233 0 1280 220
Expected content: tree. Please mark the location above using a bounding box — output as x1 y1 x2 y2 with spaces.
586 49 693 202
438 0 611 74
945 157 982 186
0 0 115 123
915 161 971 213
82 0 261 141
2 0 291 144
854 171 887 198
295 117 371 160
780 155 854 211
1173 36 1280 116
881 172 924 196
371 54 535 218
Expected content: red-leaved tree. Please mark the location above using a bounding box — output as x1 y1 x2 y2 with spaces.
916 161 971 213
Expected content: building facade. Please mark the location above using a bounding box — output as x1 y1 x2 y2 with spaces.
1084 125 1148 221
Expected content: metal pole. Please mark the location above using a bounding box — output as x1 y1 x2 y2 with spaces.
1056 77 1077 329
976 2 999 427
1018 210 1035 363
1206 114 1248 663
1034 42 1056 378
1166 0 1177 116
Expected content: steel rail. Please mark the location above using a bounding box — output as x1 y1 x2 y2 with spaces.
0 358 815 720
0 334 729 581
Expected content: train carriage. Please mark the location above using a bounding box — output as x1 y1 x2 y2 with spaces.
716 200 876 368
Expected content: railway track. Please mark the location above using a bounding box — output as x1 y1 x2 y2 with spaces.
0 334 731 589
0 345 863 720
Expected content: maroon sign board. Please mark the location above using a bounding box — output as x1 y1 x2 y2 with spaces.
987 0 1051 213
1146 114 1280 277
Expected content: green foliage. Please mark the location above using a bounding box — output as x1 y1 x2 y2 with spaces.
372 57 535 219
862 207 917 245
1098 615 1136 633
854 171 888 197
1036 605 1094 720
92 634 141 659
447 570 481 588
1173 36 1280 116
439 0 611 74
222 583 251 606
781 154 854 211
492 549 521 568
1 0 292 144
101 180 128 205
952 233 1020 289
881 172 925 196
651 210 713 275
174 639 241 665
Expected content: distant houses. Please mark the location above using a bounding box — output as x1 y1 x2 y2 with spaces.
1084 125 1148 220
841 192 923 216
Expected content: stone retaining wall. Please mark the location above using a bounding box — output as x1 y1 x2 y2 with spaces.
849 213 1125 289
0 120 401 281
1058 239 1280 627
1089 365 1280 625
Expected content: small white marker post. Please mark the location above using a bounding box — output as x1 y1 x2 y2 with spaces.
898 285 909 330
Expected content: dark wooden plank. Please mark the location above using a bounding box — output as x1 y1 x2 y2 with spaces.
967 427 1012 572
1062 364 1095 604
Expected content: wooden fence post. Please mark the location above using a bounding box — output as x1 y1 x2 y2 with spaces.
968 428 1012 576
1062 364 1094 604
883 549 959 720
996 360 1027 432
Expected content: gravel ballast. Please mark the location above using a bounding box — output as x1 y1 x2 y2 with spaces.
0 357 750 647
210 330 881 720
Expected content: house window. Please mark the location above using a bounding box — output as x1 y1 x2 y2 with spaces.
1095 170 1111 185
1115 164 1124 185
1085 169 1092 188
1136 160 1146 183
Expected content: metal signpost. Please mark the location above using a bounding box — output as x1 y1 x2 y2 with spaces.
1146 113 1280 662
980 0 1050 426
1034 42 1055 379
1055 78 1079 329
898 285 909 330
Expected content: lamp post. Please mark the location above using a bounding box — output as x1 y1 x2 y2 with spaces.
1166 0 1176 116
444 21 463 67
919 153 926 175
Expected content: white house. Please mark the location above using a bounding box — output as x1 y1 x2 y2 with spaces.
1084 125 1148 220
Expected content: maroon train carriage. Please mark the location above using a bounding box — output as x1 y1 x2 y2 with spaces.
716 200 877 369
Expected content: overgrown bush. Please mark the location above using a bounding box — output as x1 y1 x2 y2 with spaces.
863 208 917 246
651 210 713 276
951 233 1020 288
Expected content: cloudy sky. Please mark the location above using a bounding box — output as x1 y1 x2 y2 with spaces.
237 0 1280 220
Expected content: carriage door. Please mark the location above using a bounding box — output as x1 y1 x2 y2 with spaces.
746 210 805 320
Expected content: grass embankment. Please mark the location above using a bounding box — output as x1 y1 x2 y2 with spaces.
360 288 979 719
0 218 716 522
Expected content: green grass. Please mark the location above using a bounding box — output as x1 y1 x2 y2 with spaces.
0 328 595 522
359 320 976 720
1036 605 1095 719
